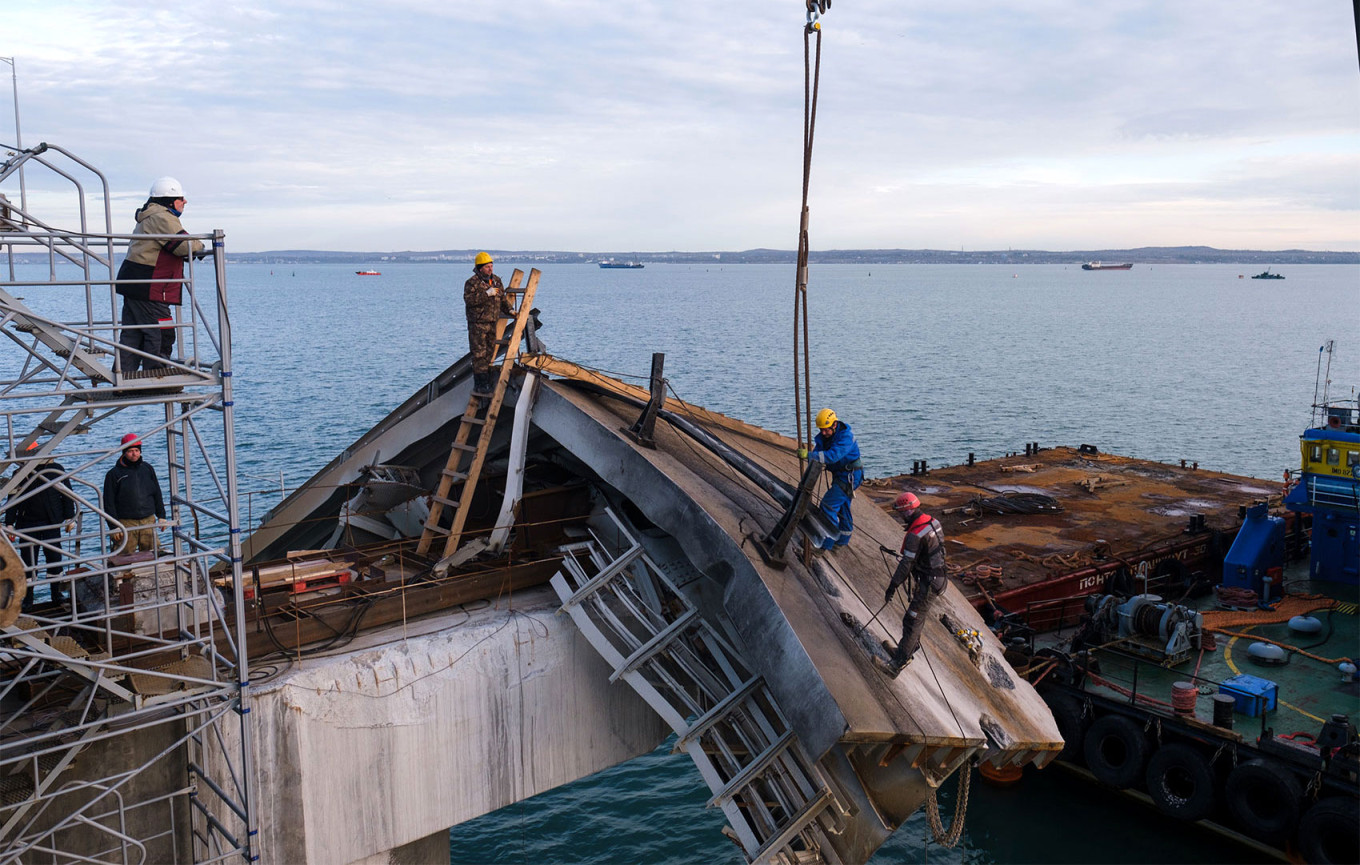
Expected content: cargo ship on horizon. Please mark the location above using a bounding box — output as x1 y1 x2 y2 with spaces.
1082 261 1134 270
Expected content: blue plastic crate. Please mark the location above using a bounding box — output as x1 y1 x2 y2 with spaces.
1220 674 1278 717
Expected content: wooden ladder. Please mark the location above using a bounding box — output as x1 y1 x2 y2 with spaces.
416 268 540 561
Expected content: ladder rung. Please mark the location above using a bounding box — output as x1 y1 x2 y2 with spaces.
676 676 765 750
452 442 478 453
749 788 837 864
461 415 485 425
424 524 450 536
430 494 458 508
441 469 468 482
707 730 796 807
609 608 699 683
560 545 643 609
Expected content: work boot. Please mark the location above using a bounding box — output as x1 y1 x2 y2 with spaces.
472 373 491 409
818 537 837 552
872 656 903 679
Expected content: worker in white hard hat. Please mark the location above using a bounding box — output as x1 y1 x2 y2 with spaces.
114 177 205 374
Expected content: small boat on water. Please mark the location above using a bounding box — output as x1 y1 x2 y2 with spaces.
1081 261 1133 270
1251 269 1285 280
599 260 644 269
356 270 381 276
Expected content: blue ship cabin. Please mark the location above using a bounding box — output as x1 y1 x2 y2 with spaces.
1285 424 1360 585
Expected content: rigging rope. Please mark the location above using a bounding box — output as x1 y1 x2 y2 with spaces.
793 2 827 474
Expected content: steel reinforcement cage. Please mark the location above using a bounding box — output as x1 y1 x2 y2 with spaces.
0 143 255 863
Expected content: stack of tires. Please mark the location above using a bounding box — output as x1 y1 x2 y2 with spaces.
1043 692 1359 864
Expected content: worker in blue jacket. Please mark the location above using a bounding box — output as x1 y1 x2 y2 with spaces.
810 408 863 550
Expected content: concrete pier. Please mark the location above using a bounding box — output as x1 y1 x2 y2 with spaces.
222 586 668 864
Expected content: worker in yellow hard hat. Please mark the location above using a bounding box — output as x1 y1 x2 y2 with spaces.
463 252 513 403
809 408 863 551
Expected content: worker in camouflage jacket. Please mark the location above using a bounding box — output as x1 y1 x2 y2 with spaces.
875 492 948 678
462 252 514 399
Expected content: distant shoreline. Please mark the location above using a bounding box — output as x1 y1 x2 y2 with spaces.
9 247 1358 266
211 246 1360 266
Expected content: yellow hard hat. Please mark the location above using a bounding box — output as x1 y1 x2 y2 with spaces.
815 408 837 429
474 251 493 266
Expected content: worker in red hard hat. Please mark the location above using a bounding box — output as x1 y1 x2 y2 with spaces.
874 491 948 678
103 433 165 553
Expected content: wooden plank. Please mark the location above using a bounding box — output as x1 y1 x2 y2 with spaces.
520 354 796 453
238 557 562 660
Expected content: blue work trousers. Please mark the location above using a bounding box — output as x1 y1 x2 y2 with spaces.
820 478 856 545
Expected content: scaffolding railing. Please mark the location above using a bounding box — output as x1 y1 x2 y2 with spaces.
0 143 254 864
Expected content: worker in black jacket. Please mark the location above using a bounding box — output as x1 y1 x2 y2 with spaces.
102 434 165 553
3 460 76 608
875 492 948 678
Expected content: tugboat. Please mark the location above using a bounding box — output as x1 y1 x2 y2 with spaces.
356 270 381 276
1251 269 1285 280
598 259 644 269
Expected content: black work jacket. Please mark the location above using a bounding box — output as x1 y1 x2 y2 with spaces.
4 462 76 528
103 457 165 522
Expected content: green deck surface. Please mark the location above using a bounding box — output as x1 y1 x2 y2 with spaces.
1074 577 1359 736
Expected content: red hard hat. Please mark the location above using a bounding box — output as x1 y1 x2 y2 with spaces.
893 492 921 513
120 433 142 448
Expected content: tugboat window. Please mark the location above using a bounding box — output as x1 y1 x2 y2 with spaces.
1327 447 1340 465
1348 450 1359 468
1310 444 1323 462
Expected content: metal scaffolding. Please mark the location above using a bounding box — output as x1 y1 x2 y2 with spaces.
0 143 255 863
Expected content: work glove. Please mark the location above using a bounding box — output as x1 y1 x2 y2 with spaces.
796 448 808 459
884 583 896 604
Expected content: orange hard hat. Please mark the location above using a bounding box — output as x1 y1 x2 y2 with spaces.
120 433 142 449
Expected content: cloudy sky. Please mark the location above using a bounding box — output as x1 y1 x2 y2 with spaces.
5 1 1359 252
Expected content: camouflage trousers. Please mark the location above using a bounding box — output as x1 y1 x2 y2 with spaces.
467 320 500 376
114 515 159 554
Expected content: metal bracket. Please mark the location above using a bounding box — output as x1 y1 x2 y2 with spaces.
622 353 665 449
752 460 824 568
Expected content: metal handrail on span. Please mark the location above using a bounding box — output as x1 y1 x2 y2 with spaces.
0 143 254 864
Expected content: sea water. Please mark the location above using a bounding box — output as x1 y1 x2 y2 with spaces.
10 261 1356 862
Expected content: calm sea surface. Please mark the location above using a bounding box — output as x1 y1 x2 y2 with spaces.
9 261 1357 863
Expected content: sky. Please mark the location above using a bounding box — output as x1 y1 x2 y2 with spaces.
4 1 1359 253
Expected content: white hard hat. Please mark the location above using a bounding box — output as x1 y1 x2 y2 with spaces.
149 176 185 198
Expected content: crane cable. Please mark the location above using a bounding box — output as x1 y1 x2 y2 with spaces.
794 1 829 473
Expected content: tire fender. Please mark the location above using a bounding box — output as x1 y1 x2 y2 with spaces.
1082 714 1149 789
1045 693 1089 764
1144 742 1216 821
1296 796 1360 865
1224 760 1302 845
